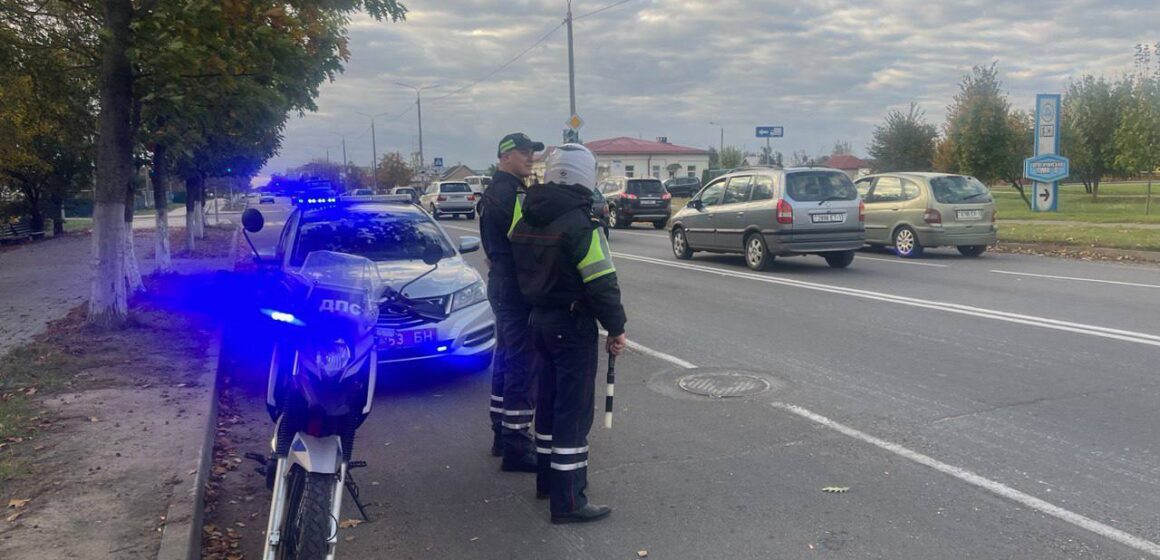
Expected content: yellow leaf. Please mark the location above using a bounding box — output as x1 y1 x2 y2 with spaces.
7 498 30 509
338 519 363 528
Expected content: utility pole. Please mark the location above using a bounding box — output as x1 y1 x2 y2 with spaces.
396 83 439 172
567 1 576 122
709 121 724 155
356 111 389 191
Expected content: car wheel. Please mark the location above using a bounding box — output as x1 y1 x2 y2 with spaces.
671 227 693 260
957 244 986 257
744 233 772 271
893 226 924 258
609 206 626 229
824 250 856 269
430 205 440 220
467 210 476 220
653 219 667 230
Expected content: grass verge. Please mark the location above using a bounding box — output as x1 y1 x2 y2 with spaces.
992 183 1160 224
998 223 1160 252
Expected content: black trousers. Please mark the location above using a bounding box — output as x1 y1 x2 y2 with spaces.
487 272 536 455
531 306 599 515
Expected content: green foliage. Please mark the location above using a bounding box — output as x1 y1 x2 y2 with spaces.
718 146 745 169
377 152 413 188
1113 80 1160 178
944 63 1020 185
869 103 938 172
1061 76 1130 197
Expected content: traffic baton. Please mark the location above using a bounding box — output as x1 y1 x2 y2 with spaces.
603 353 616 429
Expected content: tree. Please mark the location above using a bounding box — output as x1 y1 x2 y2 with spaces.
831 140 852 156
790 150 812 167
1061 76 1130 198
719 146 745 169
485 163 498 176
707 147 719 169
377 152 413 189
868 102 938 172
292 160 347 190
1114 78 1160 214
942 63 1031 207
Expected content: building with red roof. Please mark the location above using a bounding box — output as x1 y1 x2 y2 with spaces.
826 154 872 179
533 136 711 183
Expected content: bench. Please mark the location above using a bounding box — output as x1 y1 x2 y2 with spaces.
0 221 46 243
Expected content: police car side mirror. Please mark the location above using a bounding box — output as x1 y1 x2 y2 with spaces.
242 208 265 232
458 236 481 254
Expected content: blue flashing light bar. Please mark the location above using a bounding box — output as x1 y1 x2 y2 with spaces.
436 345 449 352
261 308 305 326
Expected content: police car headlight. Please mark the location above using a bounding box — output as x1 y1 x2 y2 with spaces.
314 339 352 378
450 281 487 313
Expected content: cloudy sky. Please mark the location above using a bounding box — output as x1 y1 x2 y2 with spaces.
258 0 1159 182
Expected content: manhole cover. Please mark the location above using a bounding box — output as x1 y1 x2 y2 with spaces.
677 372 771 398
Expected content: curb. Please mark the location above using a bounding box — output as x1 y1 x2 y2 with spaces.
156 329 222 560
995 242 1160 264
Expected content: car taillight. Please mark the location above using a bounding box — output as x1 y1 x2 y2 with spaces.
924 208 942 224
776 199 793 224
624 193 638 200
662 193 672 200
858 200 865 222
438 195 447 202
467 194 476 201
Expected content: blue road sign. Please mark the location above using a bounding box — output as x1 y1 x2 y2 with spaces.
1026 94 1066 212
1024 154 1069 183
756 126 784 138
433 157 444 168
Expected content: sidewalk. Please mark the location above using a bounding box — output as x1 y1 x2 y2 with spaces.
0 227 235 560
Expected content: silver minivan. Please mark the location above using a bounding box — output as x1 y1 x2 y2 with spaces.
420 181 477 220
670 167 865 270
854 173 997 257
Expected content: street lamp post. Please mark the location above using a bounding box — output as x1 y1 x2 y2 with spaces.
356 111 390 191
396 82 439 171
709 121 724 156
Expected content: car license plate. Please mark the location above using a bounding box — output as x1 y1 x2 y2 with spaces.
376 327 437 349
811 213 845 224
956 209 983 220
641 199 658 206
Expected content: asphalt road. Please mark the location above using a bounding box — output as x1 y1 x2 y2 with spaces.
221 200 1160 559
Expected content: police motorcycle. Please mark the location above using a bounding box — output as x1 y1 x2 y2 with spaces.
237 208 442 560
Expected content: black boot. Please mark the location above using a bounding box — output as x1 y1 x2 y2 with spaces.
490 425 502 457
551 503 612 524
500 430 537 472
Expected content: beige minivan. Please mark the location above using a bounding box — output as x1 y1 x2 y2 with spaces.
854 172 997 258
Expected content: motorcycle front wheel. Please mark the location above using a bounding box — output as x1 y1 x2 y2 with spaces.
278 465 336 560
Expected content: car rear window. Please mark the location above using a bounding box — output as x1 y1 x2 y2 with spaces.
627 180 665 195
785 171 857 202
930 176 992 203
440 183 471 193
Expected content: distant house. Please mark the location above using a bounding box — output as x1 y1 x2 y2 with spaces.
533 137 711 183
439 164 476 182
826 154 872 179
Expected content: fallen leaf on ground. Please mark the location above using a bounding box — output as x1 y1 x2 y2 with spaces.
24 387 37 396
344 536 355 542
638 550 648 558
6 511 22 523
822 486 850 493
338 519 363 529
470 537 479 542
7 499 30 509
89 417 99 422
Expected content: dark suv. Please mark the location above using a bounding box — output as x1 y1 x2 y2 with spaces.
663 176 702 197
597 176 672 229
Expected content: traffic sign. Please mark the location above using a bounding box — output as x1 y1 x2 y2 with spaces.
756 126 784 138
566 114 584 130
433 157 444 169
1026 93 1065 212
1023 154 1069 183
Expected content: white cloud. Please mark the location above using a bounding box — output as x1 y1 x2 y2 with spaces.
262 0 1159 175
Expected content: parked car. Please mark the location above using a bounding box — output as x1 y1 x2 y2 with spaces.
259 198 495 372
391 186 420 204
420 181 477 220
669 167 865 270
597 176 671 229
343 188 375 197
259 194 276 204
854 172 997 258
589 188 611 239
464 175 491 214
663 176 702 197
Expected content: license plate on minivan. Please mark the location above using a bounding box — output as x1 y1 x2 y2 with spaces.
956 209 983 220
811 213 846 224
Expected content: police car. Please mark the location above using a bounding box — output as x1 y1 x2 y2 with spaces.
255 195 496 372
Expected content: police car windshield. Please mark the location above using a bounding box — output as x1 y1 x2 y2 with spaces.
291 211 454 266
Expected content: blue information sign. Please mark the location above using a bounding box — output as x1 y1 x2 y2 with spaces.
756 126 784 138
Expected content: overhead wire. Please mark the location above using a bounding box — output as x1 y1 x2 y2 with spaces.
574 0 636 20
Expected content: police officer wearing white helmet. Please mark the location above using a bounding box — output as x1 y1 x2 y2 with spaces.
509 144 628 524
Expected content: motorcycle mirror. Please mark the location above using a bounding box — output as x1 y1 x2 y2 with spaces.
422 243 443 265
242 208 265 232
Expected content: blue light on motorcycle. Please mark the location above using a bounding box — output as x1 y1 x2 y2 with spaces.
437 345 449 352
260 308 305 326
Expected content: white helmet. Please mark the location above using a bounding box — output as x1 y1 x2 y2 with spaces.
543 143 597 190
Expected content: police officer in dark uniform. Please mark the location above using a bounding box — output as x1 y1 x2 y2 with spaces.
510 144 628 524
479 132 544 471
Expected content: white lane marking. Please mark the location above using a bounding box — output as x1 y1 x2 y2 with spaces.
991 270 1160 290
772 402 1160 558
599 333 1160 556
612 229 668 239
613 252 1160 348
598 329 696 369
858 255 950 268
